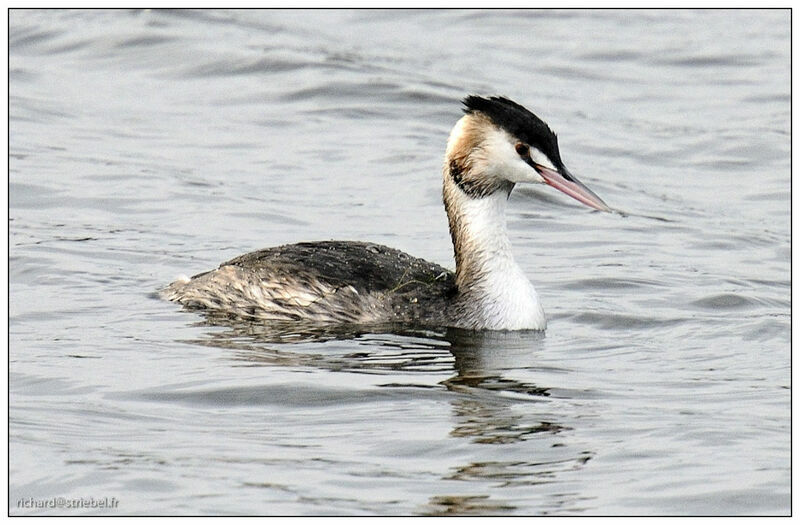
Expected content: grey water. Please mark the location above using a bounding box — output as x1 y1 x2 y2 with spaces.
9 9 790 516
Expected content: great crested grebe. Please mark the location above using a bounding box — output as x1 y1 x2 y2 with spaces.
162 95 611 331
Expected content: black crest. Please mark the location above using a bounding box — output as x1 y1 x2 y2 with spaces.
462 95 564 169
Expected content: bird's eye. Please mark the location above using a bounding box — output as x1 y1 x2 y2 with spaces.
515 143 530 157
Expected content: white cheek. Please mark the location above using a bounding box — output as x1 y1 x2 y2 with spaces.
502 156 544 184
480 129 544 184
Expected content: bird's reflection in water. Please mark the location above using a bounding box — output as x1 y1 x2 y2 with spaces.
182 314 457 373
180 315 595 514
182 315 554 391
442 327 550 396
421 494 517 516
430 328 595 515
440 328 560 443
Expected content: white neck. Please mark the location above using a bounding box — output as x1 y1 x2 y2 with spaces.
443 179 547 330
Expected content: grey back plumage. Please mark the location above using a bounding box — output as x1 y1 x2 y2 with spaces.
163 241 456 325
